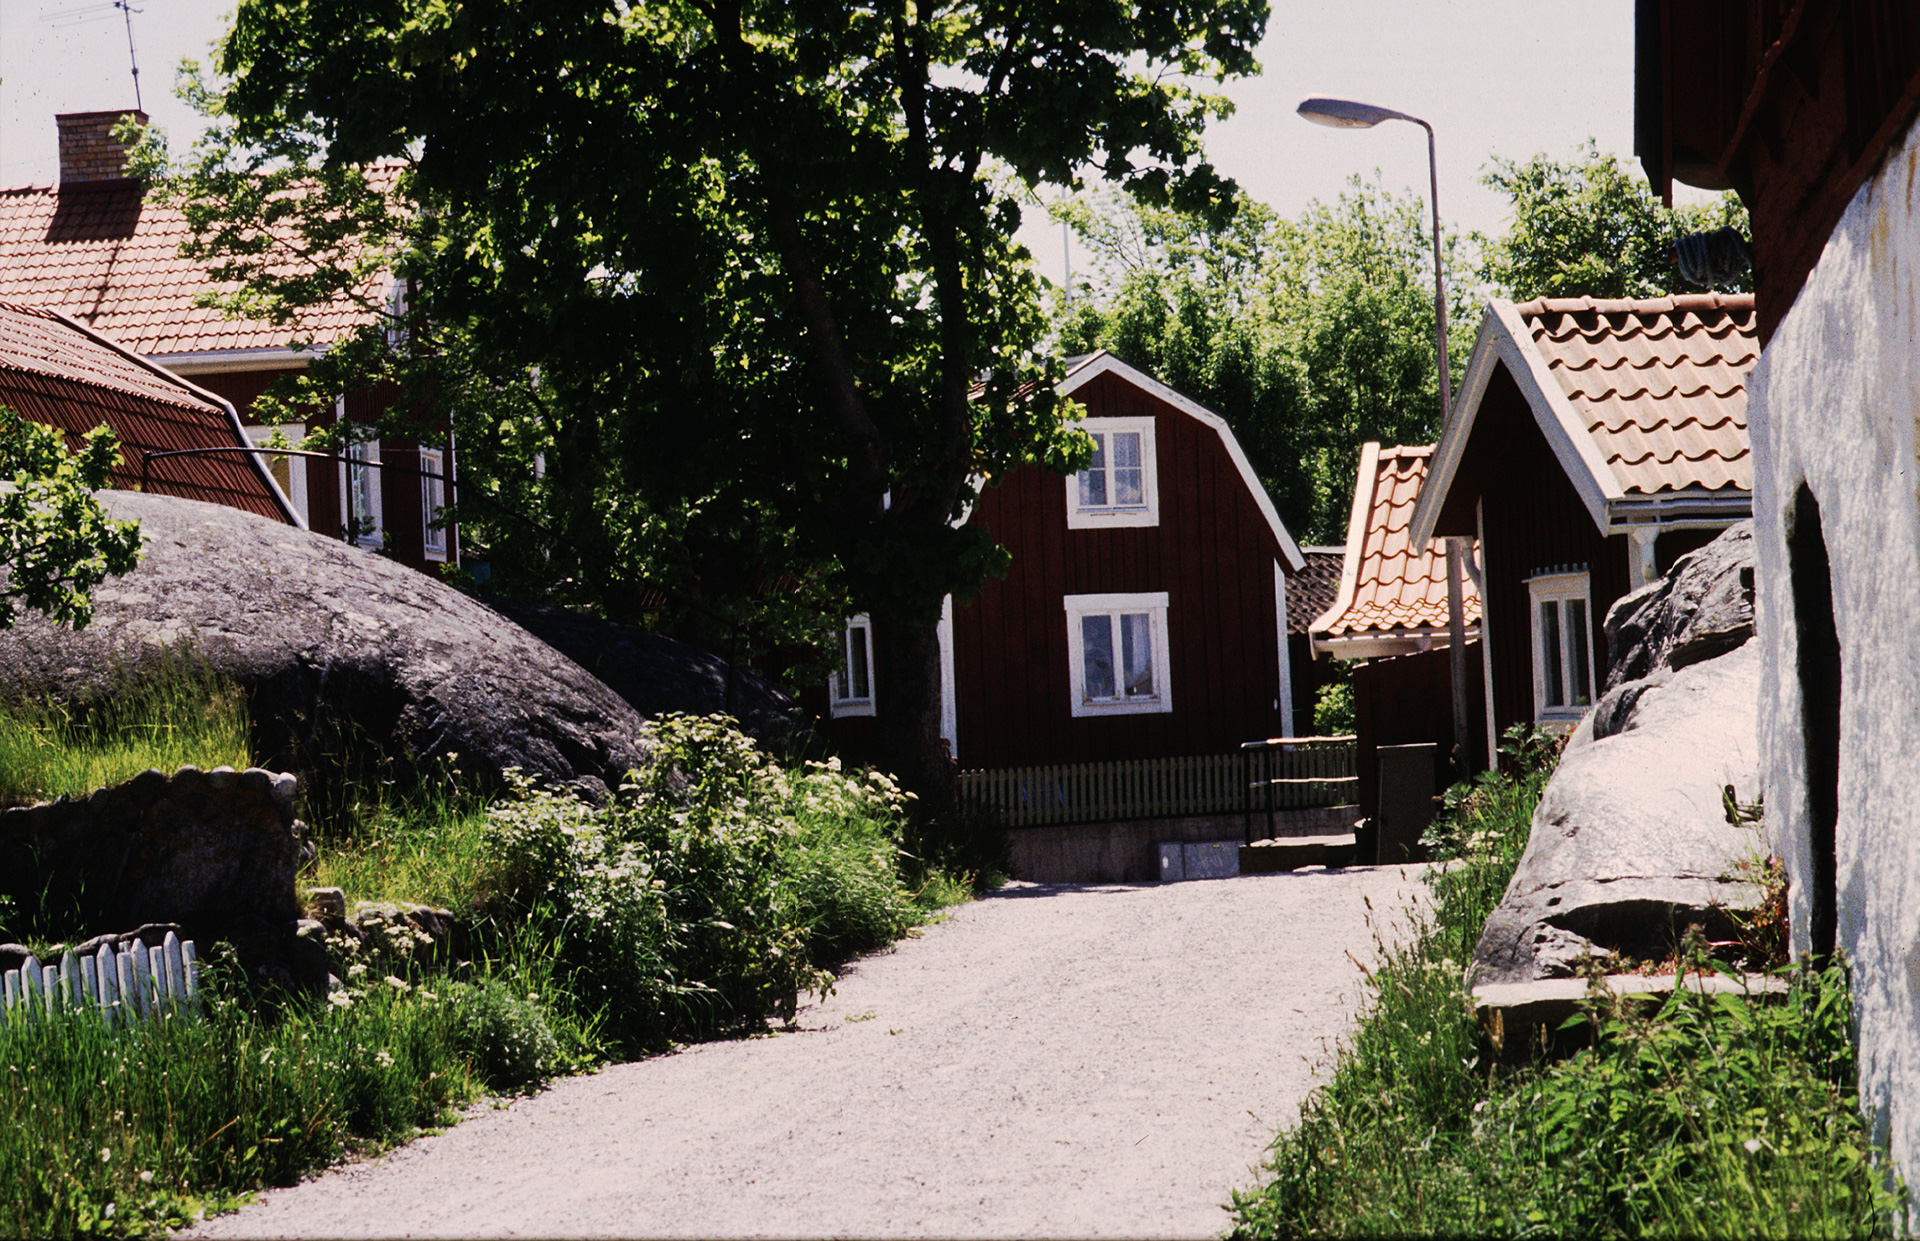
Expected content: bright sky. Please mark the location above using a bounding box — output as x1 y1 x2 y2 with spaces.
0 0 1711 273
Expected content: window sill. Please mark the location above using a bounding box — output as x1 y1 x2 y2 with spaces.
1067 507 1159 530
830 700 876 719
1070 695 1172 718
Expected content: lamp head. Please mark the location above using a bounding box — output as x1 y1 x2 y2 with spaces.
1296 97 1413 129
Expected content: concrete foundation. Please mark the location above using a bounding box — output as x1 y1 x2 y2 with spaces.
1008 805 1360 884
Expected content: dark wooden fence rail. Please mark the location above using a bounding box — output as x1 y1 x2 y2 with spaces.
957 736 1356 829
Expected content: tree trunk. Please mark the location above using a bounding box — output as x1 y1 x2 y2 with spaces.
872 608 953 809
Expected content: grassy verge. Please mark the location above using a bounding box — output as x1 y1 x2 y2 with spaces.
1228 729 1905 1239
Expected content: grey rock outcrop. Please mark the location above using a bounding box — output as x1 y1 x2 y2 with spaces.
481 598 798 751
0 493 652 798
1469 522 1766 988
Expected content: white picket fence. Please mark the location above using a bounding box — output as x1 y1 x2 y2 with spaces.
0 932 200 1031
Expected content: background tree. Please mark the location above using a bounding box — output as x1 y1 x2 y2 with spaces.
1055 178 1474 544
181 0 1268 805
0 408 141 629
1474 140 1750 300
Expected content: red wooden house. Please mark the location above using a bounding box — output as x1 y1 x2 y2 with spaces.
0 111 454 572
1407 294 1756 762
0 298 293 521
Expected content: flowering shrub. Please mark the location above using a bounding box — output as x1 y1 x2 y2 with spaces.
482 714 925 1049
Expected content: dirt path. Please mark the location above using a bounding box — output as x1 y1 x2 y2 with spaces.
184 866 1426 1240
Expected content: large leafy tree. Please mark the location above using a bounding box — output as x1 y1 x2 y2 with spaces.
1055 179 1475 544
0 408 142 629
187 0 1267 804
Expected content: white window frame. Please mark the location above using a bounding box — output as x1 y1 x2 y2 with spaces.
339 434 384 549
1528 570 1595 724
419 446 448 562
830 615 877 718
243 423 308 527
1066 416 1160 529
1064 591 1172 717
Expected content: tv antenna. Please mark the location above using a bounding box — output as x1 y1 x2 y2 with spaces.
43 1 146 112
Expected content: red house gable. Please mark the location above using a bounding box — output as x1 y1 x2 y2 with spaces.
951 353 1304 770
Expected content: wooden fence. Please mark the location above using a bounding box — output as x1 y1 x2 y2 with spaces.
958 736 1357 829
0 932 200 1031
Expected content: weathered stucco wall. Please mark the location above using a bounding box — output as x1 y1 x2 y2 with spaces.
1751 116 1920 1180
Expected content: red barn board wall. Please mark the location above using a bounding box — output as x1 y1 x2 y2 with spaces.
953 368 1288 769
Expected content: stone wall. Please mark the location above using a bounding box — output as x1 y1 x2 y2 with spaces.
1749 113 1920 1188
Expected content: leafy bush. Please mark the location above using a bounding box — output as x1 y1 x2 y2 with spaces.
482 714 933 1050
443 978 565 1089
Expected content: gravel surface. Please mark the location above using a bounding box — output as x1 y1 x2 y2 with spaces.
183 866 1427 1240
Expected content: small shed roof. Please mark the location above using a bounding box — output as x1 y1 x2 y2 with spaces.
0 300 297 523
1411 293 1756 546
1286 548 1345 635
1312 443 1480 659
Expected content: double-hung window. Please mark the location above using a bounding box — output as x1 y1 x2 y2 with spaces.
1528 569 1594 723
1064 592 1172 716
420 447 448 562
830 615 876 718
341 435 383 548
1067 417 1159 528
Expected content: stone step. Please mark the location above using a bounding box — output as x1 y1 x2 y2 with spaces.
1472 970 1790 1060
1238 833 1358 873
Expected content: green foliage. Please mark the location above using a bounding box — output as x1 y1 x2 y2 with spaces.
1055 179 1475 544
0 654 251 809
1476 141 1752 301
1311 680 1355 738
1228 734 1905 1239
481 714 938 1051
0 404 142 631
442 977 567 1090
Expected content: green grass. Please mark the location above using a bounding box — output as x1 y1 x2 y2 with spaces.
0 655 250 807
1228 730 1906 1239
306 791 497 910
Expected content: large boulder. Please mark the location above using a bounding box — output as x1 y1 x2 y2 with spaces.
0 493 652 799
1469 523 1766 988
481 598 799 751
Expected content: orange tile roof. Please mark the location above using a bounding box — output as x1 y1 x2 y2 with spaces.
0 178 387 358
1312 444 1480 643
1516 293 1755 496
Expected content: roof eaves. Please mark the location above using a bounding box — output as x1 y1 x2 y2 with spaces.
1307 441 1380 648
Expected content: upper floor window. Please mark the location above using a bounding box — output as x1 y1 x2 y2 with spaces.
1064 592 1172 716
420 447 448 562
1529 569 1593 724
830 615 876 718
1067 417 1159 529
341 435 383 548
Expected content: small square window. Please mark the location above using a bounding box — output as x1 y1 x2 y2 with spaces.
1067 417 1159 528
1064 592 1172 716
830 616 876 718
1528 570 1593 723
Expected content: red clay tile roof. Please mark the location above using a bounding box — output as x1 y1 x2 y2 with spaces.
1515 293 1755 496
0 177 387 358
0 300 292 522
1312 444 1479 644
1287 550 1345 634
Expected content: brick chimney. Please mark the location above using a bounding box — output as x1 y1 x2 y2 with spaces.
56 110 147 185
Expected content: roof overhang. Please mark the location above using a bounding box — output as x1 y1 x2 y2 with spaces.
1060 352 1306 573
1311 626 1481 661
151 346 319 376
1306 442 1379 641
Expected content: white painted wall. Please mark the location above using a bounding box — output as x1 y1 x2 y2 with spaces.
1751 116 1920 1178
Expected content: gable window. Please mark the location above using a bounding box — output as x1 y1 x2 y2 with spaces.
830 615 876 718
1064 592 1172 716
1067 417 1159 528
420 447 448 562
1528 569 1593 723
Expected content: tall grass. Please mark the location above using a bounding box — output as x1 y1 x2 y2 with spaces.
306 790 496 910
0 655 250 807
1228 728 1905 1239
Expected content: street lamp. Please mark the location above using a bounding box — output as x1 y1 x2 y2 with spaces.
1299 96 1473 781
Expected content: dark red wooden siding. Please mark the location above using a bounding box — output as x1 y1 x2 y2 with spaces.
953 369 1288 769
1430 365 1632 741
1354 642 1487 821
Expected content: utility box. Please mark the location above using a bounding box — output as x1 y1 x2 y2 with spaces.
1375 743 1437 864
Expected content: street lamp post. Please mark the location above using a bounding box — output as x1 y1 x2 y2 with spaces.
1299 96 1474 783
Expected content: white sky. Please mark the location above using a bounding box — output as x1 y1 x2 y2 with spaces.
0 0 1713 273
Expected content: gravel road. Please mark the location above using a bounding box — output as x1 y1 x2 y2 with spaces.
184 866 1426 1240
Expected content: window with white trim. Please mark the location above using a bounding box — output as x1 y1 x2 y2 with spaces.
830 615 876 718
1529 569 1594 723
1067 417 1159 528
243 423 308 527
420 447 448 562
340 435 383 548
1064 592 1172 716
